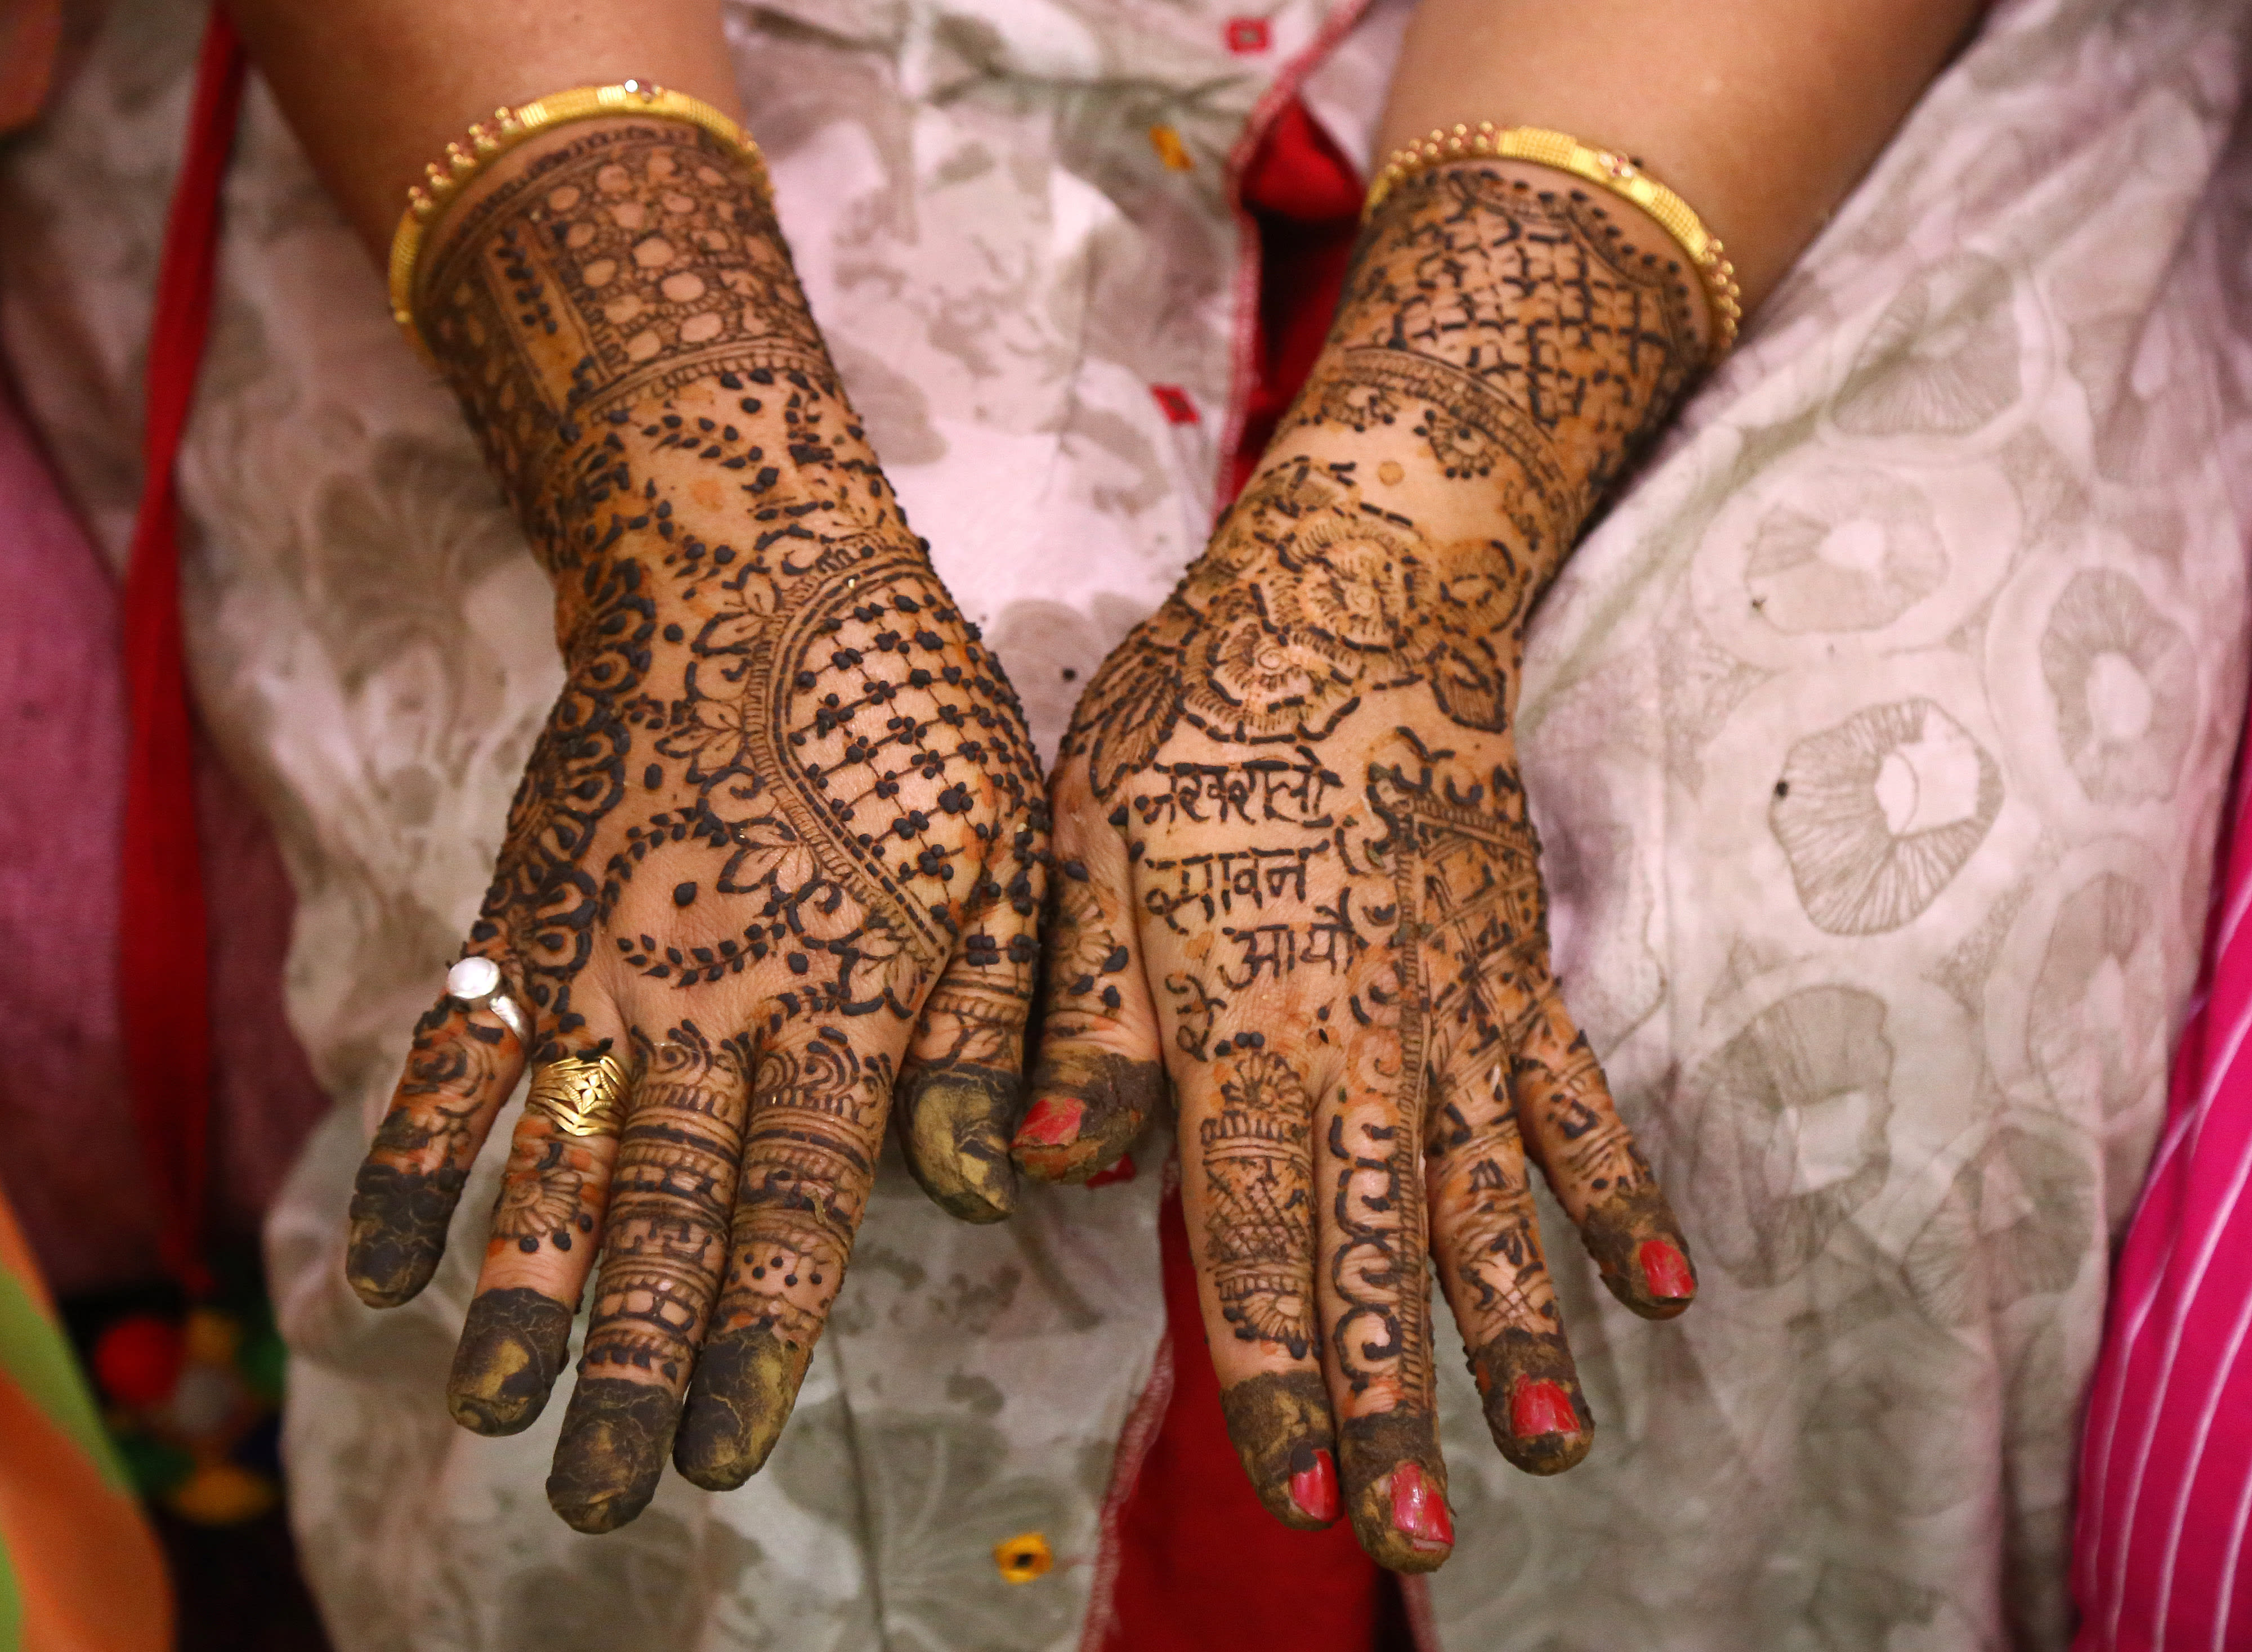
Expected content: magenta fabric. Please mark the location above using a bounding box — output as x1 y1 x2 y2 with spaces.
2075 733 2252 1649
0 362 327 1296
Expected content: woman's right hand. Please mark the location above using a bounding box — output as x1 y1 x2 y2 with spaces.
338 109 1045 1534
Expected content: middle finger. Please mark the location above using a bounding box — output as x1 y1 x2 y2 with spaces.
1319 974 1455 1572
673 1021 892 1488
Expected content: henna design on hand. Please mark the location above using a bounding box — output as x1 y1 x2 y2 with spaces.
347 1010 518 1306
1028 160 1708 1570
674 1027 887 1487
342 117 1046 1533
1202 1051 1319 1359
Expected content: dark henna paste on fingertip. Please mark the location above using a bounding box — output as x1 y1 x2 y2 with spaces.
672 1323 802 1489
896 1065 1019 1223
345 1163 466 1308
1468 1327 1594 1476
1014 1049 1163 1182
348 1023 519 1307
546 1376 681 1534
448 1286 576 1435
1219 1369 1338 1529
1339 1411 1452 1573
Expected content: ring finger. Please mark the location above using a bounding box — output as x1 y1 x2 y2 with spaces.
544 1018 750 1534
1427 1058 1592 1475
445 1017 629 1436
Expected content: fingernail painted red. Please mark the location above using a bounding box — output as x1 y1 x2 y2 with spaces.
1390 1463 1453 1547
1289 1449 1338 1523
1016 1097 1085 1148
1639 1239 1695 1300
1511 1377 1579 1439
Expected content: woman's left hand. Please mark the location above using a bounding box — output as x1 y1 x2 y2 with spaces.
1015 154 1710 1571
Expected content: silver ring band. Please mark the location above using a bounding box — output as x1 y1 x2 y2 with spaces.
446 956 529 1044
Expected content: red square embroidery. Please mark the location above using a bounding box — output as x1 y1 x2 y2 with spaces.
1225 16 1270 52
1151 384 1199 425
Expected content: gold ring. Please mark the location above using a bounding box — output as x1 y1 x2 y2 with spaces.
524 1053 629 1138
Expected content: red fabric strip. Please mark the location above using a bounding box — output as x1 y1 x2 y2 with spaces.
1105 96 1396 1652
119 6 245 1295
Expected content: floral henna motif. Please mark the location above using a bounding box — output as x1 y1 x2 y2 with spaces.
348 116 1045 1533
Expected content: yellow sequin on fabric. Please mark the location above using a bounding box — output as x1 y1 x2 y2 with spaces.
1148 126 1193 171
994 1530 1054 1583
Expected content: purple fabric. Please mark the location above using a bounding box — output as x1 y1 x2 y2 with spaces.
0 366 328 1295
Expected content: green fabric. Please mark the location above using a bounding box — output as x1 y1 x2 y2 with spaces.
0 1521 23 1652
0 1266 129 1493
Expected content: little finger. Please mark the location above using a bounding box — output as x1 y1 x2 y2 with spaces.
1513 987 1696 1320
673 1022 893 1489
345 954 530 1308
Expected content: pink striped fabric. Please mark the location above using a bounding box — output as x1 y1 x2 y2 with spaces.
2076 736 2252 1649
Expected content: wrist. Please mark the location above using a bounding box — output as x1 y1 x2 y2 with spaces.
410 112 839 575
1263 157 1708 592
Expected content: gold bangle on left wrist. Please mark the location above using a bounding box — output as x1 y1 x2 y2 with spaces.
386 79 770 361
1364 123 1741 366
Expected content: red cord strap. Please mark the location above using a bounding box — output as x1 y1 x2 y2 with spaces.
119 7 245 1295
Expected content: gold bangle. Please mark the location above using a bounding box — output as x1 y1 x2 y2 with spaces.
1363 123 1742 364
386 80 770 359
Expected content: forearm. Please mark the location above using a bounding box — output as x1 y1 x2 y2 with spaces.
399 114 868 584
1377 0 1986 309
1221 155 1705 729
222 0 741 259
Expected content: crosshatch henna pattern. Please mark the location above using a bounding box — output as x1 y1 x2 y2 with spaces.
341 116 1048 1534
1021 162 1710 1570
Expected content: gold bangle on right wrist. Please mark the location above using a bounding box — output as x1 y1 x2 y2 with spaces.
385 79 770 360
1364 123 1741 366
